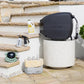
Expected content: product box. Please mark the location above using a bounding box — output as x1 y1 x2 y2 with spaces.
24 58 43 74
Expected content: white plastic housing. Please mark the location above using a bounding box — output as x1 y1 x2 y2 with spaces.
43 40 75 68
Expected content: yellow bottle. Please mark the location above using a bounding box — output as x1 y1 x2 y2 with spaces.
28 19 35 34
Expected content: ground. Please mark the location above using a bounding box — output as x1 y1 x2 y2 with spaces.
0 59 84 84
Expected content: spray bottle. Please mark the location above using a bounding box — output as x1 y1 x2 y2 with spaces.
16 36 22 47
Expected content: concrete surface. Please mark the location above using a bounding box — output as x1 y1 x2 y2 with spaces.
0 59 84 84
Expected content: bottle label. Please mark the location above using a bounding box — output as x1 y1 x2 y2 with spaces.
28 20 35 34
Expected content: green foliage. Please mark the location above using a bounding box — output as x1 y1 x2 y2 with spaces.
79 25 84 39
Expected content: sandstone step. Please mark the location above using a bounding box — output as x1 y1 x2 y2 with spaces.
0 44 30 52
0 2 24 15
9 4 24 15
0 22 40 33
0 31 39 38
59 1 84 5
0 31 39 46
0 37 40 59
2 1 84 5
0 64 23 78
6 1 56 4
0 3 23 8
1 1 84 5
24 2 59 13
0 57 20 68
10 11 59 23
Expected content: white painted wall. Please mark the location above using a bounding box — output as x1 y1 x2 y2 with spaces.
59 5 84 59
11 15 46 23
25 5 59 13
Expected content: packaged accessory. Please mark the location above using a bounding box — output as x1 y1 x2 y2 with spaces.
24 58 43 74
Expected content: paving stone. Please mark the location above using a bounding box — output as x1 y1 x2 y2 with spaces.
44 68 71 80
10 81 35 84
52 71 71 82
63 80 84 84
79 71 84 80
68 70 82 81
0 60 84 84
76 59 84 68
69 65 83 71
35 78 61 84
28 69 52 80
9 73 34 82
0 77 10 84
43 61 84 82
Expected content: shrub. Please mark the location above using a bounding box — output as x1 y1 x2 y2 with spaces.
79 25 84 39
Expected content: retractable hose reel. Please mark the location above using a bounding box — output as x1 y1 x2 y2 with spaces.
40 12 79 68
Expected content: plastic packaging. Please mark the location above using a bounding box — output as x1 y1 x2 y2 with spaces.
16 37 22 47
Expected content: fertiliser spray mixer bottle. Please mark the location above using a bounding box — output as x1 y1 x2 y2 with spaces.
28 19 36 34
16 35 30 47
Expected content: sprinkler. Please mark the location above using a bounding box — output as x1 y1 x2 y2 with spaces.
5 52 17 63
